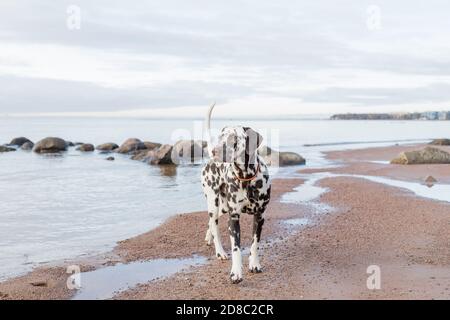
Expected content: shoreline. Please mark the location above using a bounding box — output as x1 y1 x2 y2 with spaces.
0 178 305 300
1 142 450 299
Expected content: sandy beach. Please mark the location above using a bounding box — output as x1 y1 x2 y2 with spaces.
1 143 450 300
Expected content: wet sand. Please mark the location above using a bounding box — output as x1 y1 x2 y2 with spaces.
116 143 450 300
1 142 450 300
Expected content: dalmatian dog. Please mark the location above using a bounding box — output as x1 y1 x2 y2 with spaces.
201 103 271 284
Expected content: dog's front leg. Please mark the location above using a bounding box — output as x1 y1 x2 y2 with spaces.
228 213 243 283
249 213 264 273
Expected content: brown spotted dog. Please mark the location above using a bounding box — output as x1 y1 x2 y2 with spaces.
201 104 271 284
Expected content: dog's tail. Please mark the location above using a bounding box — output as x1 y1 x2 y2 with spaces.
205 102 216 158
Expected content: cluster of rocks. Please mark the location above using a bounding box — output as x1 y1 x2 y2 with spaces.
1 137 35 152
1 136 306 167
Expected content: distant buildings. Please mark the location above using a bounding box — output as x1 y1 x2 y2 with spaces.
331 111 450 120
422 111 439 120
421 111 450 120
438 111 450 120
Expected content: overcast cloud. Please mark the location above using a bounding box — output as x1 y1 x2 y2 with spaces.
1 0 450 117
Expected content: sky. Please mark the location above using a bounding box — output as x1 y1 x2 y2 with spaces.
1 0 450 118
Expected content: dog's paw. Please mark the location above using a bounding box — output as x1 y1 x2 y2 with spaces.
216 251 228 260
249 257 262 273
249 265 263 273
230 272 243 284
230 262 243 284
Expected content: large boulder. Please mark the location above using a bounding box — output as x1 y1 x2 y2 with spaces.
131 150 152 161
430 139 450 146
33 137 67 153
96 143 119 152
391 147 450 164
258 145 273 157
172 140 206 164
279 152 306 166
21 141 34 151
0 145 16 152
116 138 146 154
258 146 305 166
9 137 32 147
258 146 275 165
116 139 161 155
142 141 162 150
146 144 175 165
76 143 94 152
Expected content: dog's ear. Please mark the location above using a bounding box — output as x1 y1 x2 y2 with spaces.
244 127 263 154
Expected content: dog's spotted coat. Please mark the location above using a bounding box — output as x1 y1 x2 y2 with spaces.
202 126 271 283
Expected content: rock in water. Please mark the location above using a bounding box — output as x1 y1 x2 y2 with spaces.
258 146 279 166
258 146 305 166
429 139 450 146
279 152 306 166
106 156 115 161
0 145 16 152
131 150 152 161
146 144 175 165
172 140 206 164
9 137 32 147
96 143 119 152
116 138 146 154
33 137 67 153
76 143 95 152
424 176 437 187
21 141 34 150
142 141 162 150
391 147 450 164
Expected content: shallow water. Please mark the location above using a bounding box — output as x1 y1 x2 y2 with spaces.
281 176 328 203
352 174 450 203
0 149 205 280
286 172 450 205
1 117 450 280
283 218 310 227
72 256 206 300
